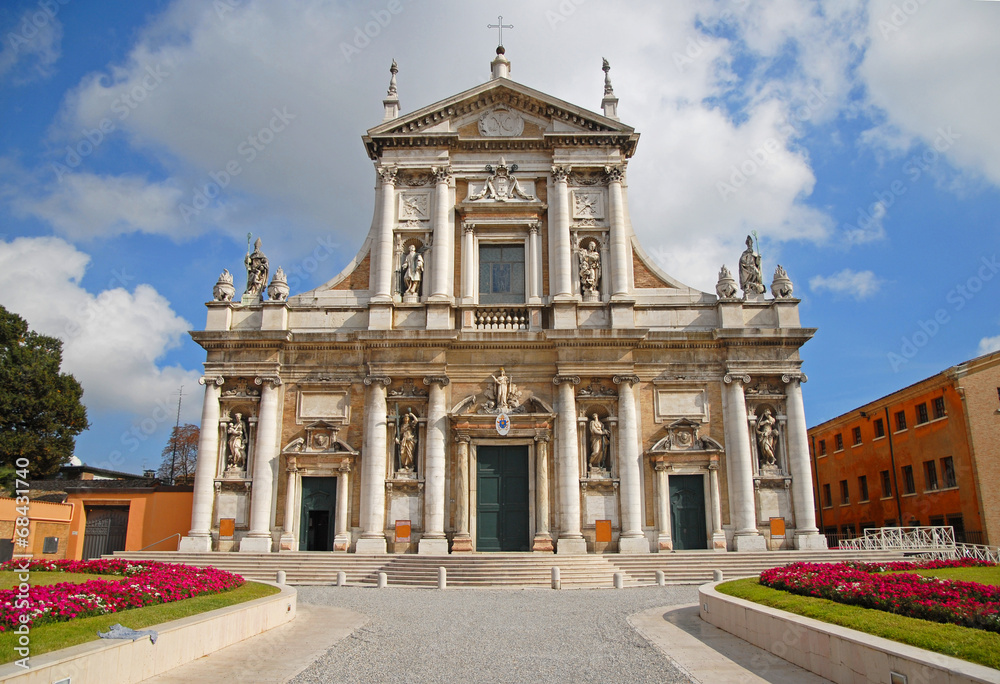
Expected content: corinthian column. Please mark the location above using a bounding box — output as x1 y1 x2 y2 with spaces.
655 463 672 551
606 165 630 297
179 375 224 552
553 375 586 554
279 464 298 551
429 167 453 301
551 166 573 299
723 373 765 551
419 376 450 555
334 465 351 551
372 165 397 305
357 375 391 554
783 374 826 549
615 374 648 553
241 376 282 553
451 436 473 552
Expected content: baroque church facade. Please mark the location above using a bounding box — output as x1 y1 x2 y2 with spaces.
179 48 825 555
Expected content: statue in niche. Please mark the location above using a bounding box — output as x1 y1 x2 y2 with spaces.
395 409 418 471
578 240 602 296
227 413 247 470
738 235 765 297
244 237 269 299
588 413 610 471
403 244 424 295
756 408 779 468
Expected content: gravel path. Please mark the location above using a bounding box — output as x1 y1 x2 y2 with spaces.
291 585 699 684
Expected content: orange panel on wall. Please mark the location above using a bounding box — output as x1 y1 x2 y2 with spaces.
595 520 612 543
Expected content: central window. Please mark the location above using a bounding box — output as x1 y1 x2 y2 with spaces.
479 244 525 304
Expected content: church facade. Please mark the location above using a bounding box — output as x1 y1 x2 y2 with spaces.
179 49 825 555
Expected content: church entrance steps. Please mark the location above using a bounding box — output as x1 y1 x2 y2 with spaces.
113 549 906 588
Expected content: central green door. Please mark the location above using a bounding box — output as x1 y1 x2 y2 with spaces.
669 474 708 550
476 445 529 551
299 476 336 551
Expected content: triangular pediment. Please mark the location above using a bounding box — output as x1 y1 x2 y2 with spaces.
364 79 637 158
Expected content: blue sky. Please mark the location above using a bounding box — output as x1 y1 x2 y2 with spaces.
1 0 998 475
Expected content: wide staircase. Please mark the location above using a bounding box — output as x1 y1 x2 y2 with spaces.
113 548 907 588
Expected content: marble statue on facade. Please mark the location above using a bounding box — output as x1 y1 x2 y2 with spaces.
770 264 794 299
486 368 522 413
469 158 534 202
578 240 602 298
756 408 779 468
213 269 235 302
267 266 289 301
395 409 418 471
715 265 738 299
403 245 424 296
227 413 247 471
738 235 765 297
588 413 610 472
244 238 269 299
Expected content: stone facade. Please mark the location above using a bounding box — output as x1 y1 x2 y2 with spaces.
180 49 823 554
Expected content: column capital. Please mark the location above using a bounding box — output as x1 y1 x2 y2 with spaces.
255 375 282 388
462 221 476 234
654 462 671 472
377 164 398 185
528 220 540 235
723 372 751 385
781 373 808 384
604 164 625 183
613 374 640 386
708 462 719 471
552 374 581 386
534 429 552 443
431 165 452 184
551 165 572 182
422 375 450 387
200 375 225 387
363 375 392 387
338 462 352 473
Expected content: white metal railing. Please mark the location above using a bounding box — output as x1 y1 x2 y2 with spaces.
918 542 1000 563
474 308 529 330
839 526 956 551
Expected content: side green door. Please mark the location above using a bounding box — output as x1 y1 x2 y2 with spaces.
476 445 529 551
669 474 708 550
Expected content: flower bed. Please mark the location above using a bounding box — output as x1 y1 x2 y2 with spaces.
760 559 1000 633
0 558 244 631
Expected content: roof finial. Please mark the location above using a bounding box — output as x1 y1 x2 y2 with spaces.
601 57 619 121
387 58 398 98
383 59 400 121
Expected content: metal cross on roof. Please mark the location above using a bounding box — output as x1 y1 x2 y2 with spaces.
488 15 513 47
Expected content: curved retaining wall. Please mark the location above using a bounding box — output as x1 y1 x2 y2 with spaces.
699 581 1000 684
0 581 296 684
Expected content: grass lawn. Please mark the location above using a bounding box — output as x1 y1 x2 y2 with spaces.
0 574 279 663
717 577 1000 670
904 565 1000 587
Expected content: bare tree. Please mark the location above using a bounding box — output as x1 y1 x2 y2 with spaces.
158 424 199 484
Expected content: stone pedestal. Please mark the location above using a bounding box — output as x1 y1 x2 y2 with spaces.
734 534 767 552
239 536 273 553
618 536 650 554
551 300 577 329
418 537 449 555
556 537 588 555
355 538 388 554
425 302 452 330
795 532 829 550
712 531 728 551
278 534 297 552
451 536 473 553
610 300 634 328
368 302 393 330
532 537 554 552
178 535 213 552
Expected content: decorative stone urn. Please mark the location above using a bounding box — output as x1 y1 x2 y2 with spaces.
213 269 235 302
267 267 289 301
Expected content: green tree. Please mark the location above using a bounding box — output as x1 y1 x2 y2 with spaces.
157 423 200 484
0 305 89 479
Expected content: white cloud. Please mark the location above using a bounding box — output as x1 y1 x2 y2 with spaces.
843 199 887 245
0 8 63 84
12 173 187 240
809 268 883 300
979 335 1000 356
860 0 1000 185
0 237 201 420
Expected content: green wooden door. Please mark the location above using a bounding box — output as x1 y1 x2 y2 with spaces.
299 476 336 551
477 445 529 551
669 475 708 550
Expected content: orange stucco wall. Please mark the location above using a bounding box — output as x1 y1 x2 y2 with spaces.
64 490 193 559
0 497 74 559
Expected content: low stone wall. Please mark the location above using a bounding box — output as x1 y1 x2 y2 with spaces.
0 581 296 684
699 581 1000 684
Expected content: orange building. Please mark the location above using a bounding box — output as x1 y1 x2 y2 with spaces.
808 350 1000 546
15 475 193 560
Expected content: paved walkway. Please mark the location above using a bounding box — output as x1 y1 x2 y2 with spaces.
144 586 829 684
